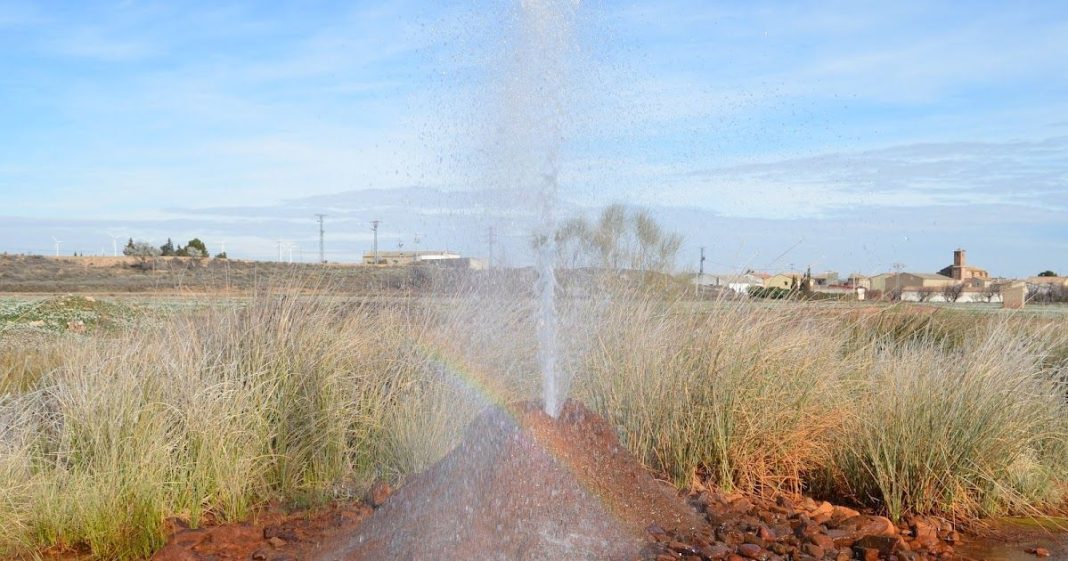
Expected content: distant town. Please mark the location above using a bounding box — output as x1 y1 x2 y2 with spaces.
695 249 1067 308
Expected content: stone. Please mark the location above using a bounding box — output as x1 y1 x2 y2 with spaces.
834 549 852 561
854 535 904 557
655 555 675 561
832 506 861 521
857 547 879 561
910 519 938 548
743 533 767 548
266 536 286 548
794 519 822 539
809 533 835 551
701 544 732 560
718 528 745 546
368 479 392 508
826 529 854 548
669 540 696 554
1028 547 1051 558
251 549 269 561
647 523 667 536
811 502 834 517
769 543 791 555
737 543 764 560
801 543 824 558
859 516 897 536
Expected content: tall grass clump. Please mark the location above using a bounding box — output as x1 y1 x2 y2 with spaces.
835 320 1068 520
574 291 852 495
0 290 479 560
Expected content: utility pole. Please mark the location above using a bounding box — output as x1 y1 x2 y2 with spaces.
695 246 706 296
371 220 380 265
487 226 497 269
315 214 326 263
892 262 905 300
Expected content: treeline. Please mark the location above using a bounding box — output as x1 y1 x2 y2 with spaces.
122 238 226 259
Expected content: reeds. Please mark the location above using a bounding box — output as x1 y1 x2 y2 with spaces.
0 285 1065 559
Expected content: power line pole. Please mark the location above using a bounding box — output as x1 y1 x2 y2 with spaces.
696 246 706 296
371 220 380 265
315 214 326 263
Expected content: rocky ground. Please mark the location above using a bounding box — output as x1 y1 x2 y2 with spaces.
150 401 1057 561
647 491 965 561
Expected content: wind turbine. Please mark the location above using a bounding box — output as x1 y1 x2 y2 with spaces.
107 233 124 257
51 236 64 257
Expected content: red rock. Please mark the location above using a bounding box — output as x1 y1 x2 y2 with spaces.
854 534 904 557
669 540 696 554
859 516 897 536
832 506 861 521
737 543 764 560
367 479 392 508
811 502 834 517
809 533 835 551
801 543 824 558
1031 547 1051 558
910 519 938 548
701 544 732 560
858 547 879 561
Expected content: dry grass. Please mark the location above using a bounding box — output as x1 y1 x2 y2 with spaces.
0 282 1065 559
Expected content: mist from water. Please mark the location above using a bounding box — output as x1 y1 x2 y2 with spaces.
490 0 581 417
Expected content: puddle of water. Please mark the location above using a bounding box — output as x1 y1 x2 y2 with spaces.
956 518 1068 561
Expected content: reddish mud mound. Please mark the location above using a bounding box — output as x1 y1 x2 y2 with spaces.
313 400 707 561
152 503 372 561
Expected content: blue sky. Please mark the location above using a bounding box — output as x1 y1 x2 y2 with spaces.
1 1 1066 276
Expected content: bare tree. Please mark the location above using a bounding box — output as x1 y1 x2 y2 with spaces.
123 240 162 270
915 287 936 302
1026 283 1043 303
555 204 683 274
942 283 964 303
980 284 1000 303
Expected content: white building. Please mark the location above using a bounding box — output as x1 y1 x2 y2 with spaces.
694 273 763 295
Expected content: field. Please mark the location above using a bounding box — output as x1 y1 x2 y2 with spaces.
0 266 1066 560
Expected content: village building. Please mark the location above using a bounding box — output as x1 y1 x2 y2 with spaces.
363 251 485 269
763 273 803 290
938 249 989 283
693 273 763 295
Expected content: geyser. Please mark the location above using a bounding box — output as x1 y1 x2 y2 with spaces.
500 0 581 417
